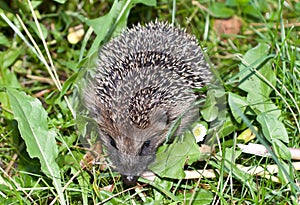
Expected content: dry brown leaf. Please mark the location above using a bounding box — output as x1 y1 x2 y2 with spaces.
214 16 242 40
80 141 107 171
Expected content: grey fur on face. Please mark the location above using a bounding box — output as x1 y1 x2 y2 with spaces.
85 21 212 184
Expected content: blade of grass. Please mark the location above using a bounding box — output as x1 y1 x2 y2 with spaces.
26 0 61 90
171 0 176 26
25 0 76 118
0 13 42 65
0 167 36 204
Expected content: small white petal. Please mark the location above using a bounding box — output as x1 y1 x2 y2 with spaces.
192 123 207 143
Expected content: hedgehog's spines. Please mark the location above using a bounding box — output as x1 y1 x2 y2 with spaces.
89 21 212 182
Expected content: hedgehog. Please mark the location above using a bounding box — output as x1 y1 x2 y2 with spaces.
85 21 212 185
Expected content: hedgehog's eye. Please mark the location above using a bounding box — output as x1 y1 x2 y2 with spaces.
109 137 118 150
143 140 151 148
139 140 151 156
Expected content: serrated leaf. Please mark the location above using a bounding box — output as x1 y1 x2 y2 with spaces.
149 132 201 178
6 88 65 204
238 43 273 94
257 113 289 143
238 43 279 117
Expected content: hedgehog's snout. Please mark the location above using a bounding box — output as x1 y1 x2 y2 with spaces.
122 175 139 186
107 140 156 178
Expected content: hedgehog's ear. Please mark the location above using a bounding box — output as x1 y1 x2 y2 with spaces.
149 108 169 130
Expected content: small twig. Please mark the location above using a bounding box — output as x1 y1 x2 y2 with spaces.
16 14 60 90
26 74 57 85
27 0 62 90
191 1 214 16
32 89 52 98
244 21 300 35
238 143 300 160
16 2 76 118
5 153 18 175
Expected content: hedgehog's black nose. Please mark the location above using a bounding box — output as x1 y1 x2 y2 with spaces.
122 175 138 186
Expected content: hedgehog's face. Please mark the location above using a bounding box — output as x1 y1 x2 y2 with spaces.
99 108 169 185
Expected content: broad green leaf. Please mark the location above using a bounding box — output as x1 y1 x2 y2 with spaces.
296 2 300 11
0 68 21 119
149 132 201 178
0 48 21 68
133 0 156 6
53 0 67 4
238 43 273 95
242 4 262 18
6 88 65 205
276 160 291 185
0 67 21 88
201 90 219 122
228 92 248 123
272 139 291 160
226 0 250 7
97 190 124 203
31 1 43 8
0 33 10 46
209 2 235 18
238 43 279 117
86 0 121 37
257 113 289 143
249 97 280 118
218 116 236 137
86 0 124 57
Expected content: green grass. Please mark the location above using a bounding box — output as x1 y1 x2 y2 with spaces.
0 0 299 204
